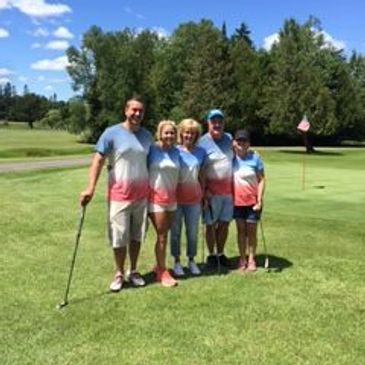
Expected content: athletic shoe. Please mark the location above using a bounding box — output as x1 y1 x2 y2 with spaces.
188 260 201 275
237 258 247 271
109 272 124 292
246 259 257 272
154 267 178 287
127 271 146 287
218 254 231 267
206 255 218 270
161 270 178 287
173 262 185 277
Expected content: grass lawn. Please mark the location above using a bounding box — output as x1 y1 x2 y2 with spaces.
1 148 364 365
0 123 93 160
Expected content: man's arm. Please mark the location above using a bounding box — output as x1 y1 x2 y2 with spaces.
79 152 106 206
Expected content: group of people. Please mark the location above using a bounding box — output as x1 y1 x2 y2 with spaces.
80 97 265 291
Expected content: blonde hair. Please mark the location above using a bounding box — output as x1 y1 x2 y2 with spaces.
155 120 177 142
177 118 202 145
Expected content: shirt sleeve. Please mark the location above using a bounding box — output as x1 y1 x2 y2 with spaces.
255 154 264 173
95 129 113 156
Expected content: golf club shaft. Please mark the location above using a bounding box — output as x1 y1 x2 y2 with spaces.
259 219 269 269
60 206 86 306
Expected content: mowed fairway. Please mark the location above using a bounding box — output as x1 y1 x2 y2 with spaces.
0 124 92 160
1 148 364 365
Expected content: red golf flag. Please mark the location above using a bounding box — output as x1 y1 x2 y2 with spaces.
297 114 310 132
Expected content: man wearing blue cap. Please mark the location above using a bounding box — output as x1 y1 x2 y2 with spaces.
198 109 233 269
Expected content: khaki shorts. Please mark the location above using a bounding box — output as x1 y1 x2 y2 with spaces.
148 202 177 213
108 199 148 248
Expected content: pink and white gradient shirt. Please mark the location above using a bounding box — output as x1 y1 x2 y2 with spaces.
148 144 180 206
95 124 153 203
233 151 264 206
176 145 206 205
198 132 233 197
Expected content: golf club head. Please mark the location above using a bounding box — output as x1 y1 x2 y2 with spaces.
264 257 269 270
57 301 68 310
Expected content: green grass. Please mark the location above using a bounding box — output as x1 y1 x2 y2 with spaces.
1 149 365 365
0 126 93 160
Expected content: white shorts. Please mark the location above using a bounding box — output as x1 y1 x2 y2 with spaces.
148 202 177 213
108 199 148 248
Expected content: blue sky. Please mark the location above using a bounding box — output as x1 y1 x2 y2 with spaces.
1 0 365 100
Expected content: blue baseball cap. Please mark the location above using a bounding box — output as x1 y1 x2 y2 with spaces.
207 109 224 121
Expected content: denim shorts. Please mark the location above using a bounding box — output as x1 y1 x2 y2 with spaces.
233 205 261 223
203 195 233 225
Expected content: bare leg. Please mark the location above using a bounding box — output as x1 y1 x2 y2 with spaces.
149 211 175 270
113 246 127 274
216 221 229 254
247 222 258 262
235 219 247 261
205 224 216 254
129 240 141 272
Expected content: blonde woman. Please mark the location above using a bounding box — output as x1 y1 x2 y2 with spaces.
170 119 206 277
148 120 180 287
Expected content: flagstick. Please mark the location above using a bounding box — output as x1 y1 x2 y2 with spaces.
301 150 306 191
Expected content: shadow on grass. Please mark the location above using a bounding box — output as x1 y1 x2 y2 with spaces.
56 254 294 309
278 149 343 156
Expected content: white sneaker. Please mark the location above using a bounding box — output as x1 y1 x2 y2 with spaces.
109 273 124 292
173 262 185 277
188 260 201 275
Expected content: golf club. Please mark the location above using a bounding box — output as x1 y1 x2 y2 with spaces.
259 219 269 270
57 205 86 309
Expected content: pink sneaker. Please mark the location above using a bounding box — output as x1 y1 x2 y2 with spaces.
246 259 257 272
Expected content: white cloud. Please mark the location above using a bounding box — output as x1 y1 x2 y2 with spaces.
44 85 54 92
18 75 28 82
0 77 11 84
124 6 144 20
31 42 42 48
53 26 73 39
263 32 279 51
318 30 346 50
37 75 45 81
31 55 69 71
0 0 11 10
11 0 71 18
30 27 49 37
152 26 169 39
0 67 14 76
0 27 10 38
45 40 69 50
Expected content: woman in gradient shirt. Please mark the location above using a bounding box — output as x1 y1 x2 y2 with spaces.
232 129 265 272
170 119 206 277
148 120 180 287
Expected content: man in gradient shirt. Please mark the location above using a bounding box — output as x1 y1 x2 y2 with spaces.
79 97 153 292
198 109 233 269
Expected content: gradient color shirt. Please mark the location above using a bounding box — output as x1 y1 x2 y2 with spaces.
95 124 153 202
233 151 264 206
198 132 233 197
148 144 180 206
176 145 206 205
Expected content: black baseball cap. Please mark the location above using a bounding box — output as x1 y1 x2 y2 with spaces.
234 129 250 141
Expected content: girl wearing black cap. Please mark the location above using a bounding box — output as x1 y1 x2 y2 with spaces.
232 129 265 271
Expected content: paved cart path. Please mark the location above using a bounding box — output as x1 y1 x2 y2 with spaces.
0 157 91 174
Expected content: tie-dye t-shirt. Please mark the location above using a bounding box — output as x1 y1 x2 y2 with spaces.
95 124 153 202
198 132 233 197
176 145 206 205
148 144 180 206
233 151 264 206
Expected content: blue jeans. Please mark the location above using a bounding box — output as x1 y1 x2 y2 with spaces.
170 203 201 258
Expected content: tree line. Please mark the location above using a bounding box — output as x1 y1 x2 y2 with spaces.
65 17 365 145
